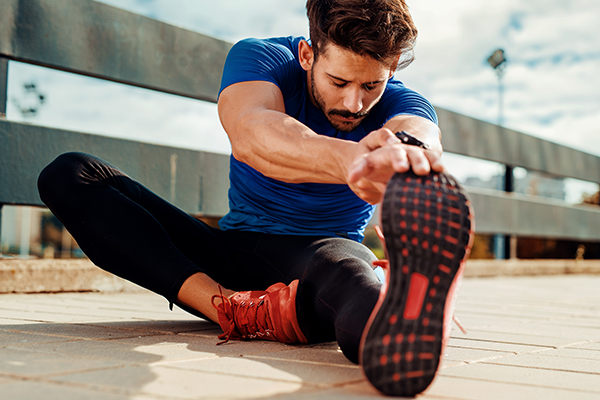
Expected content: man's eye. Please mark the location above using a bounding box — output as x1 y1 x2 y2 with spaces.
333 82 347 88
364 84 376 91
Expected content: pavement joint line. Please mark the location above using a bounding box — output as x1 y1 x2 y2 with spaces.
479 360 600 377
148 354 221 367
3 338 85 348
0 327 106 341
462 354 520 365
154 362 349 388
0 363 134 381
446 344 519 355
0 371 178 400
437 369 600 395
448 337 558 349
246 354 360 369
464 327 597 342
439 361 468 370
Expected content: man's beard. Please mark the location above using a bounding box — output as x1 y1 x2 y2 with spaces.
310 70 369 133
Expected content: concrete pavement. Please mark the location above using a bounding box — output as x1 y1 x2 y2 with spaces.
1 275 600 399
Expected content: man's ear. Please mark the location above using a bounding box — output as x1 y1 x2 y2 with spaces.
388 55 401 78
298 40 314 72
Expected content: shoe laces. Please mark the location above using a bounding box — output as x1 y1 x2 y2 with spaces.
211 285 275 345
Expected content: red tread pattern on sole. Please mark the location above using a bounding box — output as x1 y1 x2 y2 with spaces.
359 170 474 397
403 273 429 320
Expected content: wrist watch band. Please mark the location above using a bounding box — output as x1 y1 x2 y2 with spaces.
395 131 430 149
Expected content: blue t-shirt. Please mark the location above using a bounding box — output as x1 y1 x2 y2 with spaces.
218 36 437 242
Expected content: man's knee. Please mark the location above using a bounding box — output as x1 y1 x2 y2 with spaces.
38 152 92 204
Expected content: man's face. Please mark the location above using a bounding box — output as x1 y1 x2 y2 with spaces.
301 42 396 132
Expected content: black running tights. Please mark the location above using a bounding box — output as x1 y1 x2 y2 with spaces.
37 152 382 363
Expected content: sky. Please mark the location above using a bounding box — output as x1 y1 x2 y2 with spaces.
6 0 600 201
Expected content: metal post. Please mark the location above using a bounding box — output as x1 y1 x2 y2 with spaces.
487 49 509 260
498 68 504 127
0 57 7 118
0 205 3 257
0 57 5 256
504 165 514 259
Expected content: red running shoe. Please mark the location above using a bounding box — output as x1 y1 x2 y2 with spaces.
212 280 308 345
359 171 474 396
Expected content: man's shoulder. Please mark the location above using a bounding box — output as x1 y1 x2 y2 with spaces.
374 77 437 125
231 36 305 60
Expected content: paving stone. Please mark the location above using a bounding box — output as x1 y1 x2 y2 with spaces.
0 376 14 386
165 355 363 386
323 380 475 400
473 321 600 340
248 345 352 366
426 375 600 400
454 305 573 320
0 346 124 377
0 298 186 322
534 346 600 361
0 317 37 326
0 329 80 346
439 358 467 369
443 346 515 363
0 381 134 400
483 352 600 374
111 333 307 358
54 364 303 399
0 321 154 340
6 337 211 365
446 337 548 354
447 314 527 330
271 381 385 400
568 341 600 351
545 316 600 329
439 362 600 393
461 328 584 347
83 319 215 335
2 276 600 399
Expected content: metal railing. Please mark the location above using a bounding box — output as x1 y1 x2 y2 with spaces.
1 0 599 258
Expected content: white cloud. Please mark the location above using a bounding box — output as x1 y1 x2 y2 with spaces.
400 0 600 163
7 62 230 154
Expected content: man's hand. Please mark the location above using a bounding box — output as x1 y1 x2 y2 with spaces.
346 128 444 204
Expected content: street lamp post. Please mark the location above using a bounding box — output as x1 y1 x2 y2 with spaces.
487 49 507 126
487 49 514 259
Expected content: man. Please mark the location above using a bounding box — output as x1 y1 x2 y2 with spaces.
38 0 473 396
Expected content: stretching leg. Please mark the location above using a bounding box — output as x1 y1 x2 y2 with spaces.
37 152 235 319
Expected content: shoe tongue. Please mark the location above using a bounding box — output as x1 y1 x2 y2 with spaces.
215 299 235 333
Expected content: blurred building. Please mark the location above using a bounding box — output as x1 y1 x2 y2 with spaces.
464 171 566 201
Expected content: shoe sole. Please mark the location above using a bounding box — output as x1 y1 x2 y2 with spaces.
360 171 474 397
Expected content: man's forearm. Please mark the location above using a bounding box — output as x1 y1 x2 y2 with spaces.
227 108 360 185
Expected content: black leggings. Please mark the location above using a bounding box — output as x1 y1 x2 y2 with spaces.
37 152 382 363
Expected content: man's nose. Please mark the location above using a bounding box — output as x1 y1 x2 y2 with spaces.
342 87 363 114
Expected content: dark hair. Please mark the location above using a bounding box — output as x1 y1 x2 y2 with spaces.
306 0 418 69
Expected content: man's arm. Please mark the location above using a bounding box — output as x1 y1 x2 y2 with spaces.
218 80 443 203
219 80 363 184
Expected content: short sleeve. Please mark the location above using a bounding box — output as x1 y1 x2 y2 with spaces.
219 37 302 99
374 78 438 127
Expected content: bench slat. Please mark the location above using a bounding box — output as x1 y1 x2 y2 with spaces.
0 119 230 216
468 186 600 240
438 107 600 184
0 0 231 102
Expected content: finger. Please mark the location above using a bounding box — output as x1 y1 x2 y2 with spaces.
360 127 397 151
425 150 445 172
405 147 432 176
390 146 410 173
